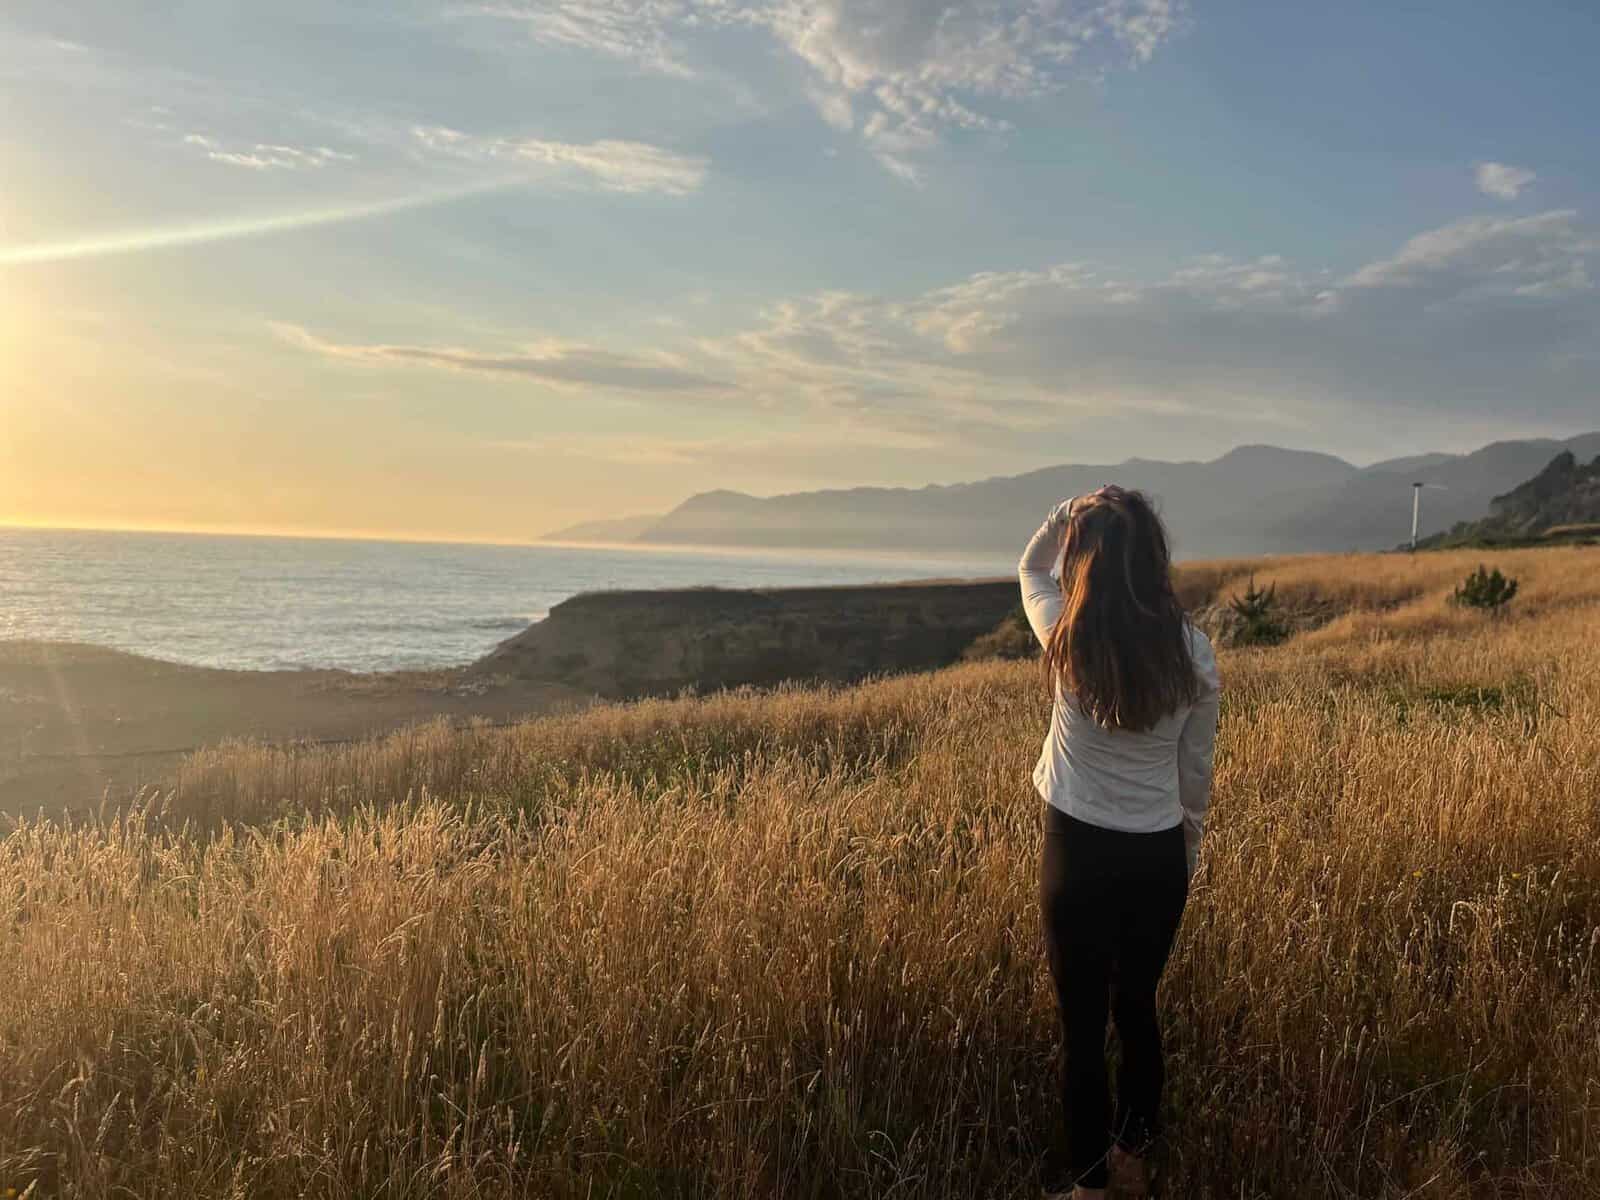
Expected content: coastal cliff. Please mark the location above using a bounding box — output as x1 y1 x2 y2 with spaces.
472 580 1018 698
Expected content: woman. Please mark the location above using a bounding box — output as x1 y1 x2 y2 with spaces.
1020 486 1221 1200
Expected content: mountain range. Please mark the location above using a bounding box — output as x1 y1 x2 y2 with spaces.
543 432 1600 560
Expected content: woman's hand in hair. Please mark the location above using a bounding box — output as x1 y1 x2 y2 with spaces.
1053 488 1104 527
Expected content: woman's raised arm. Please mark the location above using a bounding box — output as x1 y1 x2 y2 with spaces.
1018 499 1073 647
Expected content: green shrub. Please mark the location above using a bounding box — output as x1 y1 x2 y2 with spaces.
1227 575 1289 645
963 603 1037 661
1452 564 1519 615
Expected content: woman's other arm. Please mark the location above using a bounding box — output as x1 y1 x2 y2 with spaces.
1018 499 1073 646
1178 630 1222 878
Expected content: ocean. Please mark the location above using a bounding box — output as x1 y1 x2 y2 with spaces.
0 528 1008 673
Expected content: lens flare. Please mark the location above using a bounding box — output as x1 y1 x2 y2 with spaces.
0 176 519 267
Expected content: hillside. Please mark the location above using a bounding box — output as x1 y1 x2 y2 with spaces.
1269 434 1600 552
1420 450 1600 547
7 545 1599 1198
616 433 1600 559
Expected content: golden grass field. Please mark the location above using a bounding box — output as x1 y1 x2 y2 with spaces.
2 546 1597 1199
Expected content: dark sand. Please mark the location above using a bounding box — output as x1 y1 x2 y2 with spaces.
0 642 589 816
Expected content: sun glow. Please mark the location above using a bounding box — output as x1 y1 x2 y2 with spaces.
0 259 29 404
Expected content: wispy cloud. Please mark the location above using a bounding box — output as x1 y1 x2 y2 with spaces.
1475 161 1536 200
278 324 732 393
3 105 707 266
690 207 1600 440
268 206 1598 460
184 133 355 171
470 0 699 77
1342 209 1594 294
471 1 1186 179
412 126 707 194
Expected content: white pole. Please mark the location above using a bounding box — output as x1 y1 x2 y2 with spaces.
1410 483 1422 551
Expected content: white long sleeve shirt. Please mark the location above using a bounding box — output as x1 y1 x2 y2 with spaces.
1019 502 1221 874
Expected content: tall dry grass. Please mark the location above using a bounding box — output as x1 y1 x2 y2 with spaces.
2 546 1598 1198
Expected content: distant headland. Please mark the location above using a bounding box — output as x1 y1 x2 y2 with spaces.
545 433 1600 559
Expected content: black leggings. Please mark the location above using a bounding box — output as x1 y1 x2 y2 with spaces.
1039 803 1189 1189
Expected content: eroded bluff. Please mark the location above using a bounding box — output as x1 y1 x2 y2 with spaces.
472 581 1017 698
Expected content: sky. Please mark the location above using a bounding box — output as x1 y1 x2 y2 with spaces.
2 0 1598 542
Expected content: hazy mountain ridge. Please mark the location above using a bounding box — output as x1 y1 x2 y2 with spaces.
607 433 1600 559
541 513 665 543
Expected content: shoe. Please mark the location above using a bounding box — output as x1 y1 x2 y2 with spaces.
1107 1145 1149 1198
1040 1158 1108 1199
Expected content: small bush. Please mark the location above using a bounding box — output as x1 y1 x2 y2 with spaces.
1227 575 1289 645
1452 564 1519 614
963 603 1037 661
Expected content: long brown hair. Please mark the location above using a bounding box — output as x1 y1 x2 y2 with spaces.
1042 486 1197 731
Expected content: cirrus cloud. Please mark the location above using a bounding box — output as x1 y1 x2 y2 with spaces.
411 125 708 194
276 324 732 393
183 133 355 171
473 1 1186 180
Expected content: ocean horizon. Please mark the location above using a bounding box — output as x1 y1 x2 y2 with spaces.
0 526 1008 674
